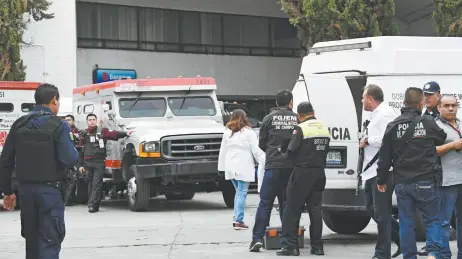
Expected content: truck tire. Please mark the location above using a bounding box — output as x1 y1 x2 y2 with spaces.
121 151 136 182
219 180 235 208
165 192 195 201
322 210 371 234
74 178 89 204
128 175 151 212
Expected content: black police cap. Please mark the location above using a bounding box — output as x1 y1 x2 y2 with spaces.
423 81 440 94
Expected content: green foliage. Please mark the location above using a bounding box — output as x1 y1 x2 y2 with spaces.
0 0 54 81
433 0 462 37
280 0 399 49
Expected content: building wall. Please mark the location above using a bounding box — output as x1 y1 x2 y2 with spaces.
76 0 302 97
77 49 301 96
20 0 77 97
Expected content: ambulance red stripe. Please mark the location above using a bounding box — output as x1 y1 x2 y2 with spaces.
72 77 216 95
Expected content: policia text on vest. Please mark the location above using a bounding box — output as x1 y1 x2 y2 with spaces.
277 102 331 256
0 83 78 259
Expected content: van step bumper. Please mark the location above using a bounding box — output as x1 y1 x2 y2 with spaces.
322 189 367 211
133 159 219 181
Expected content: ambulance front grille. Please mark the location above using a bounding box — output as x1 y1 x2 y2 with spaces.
161 134 222 160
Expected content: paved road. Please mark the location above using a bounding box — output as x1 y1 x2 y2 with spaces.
0 191 456 258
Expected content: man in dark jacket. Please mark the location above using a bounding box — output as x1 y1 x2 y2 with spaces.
249 89 298 252
79 113 132 213
376 87 447 259
64 114 81 206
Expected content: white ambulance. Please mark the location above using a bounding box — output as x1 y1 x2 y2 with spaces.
291 36 462 240
0 81 41 208
73 76 228 211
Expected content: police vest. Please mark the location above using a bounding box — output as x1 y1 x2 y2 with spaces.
81 127 106 159
15 114 66 182
293 119 331 168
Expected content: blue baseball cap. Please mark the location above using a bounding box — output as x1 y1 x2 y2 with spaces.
423 81 440 94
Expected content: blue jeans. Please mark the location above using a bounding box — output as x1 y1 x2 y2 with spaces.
19 183 66 259
440 185 462 259
231 179 249 223
395 180 443 259
252 169 291 241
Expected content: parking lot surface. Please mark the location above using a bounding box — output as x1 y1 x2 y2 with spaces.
0 192 455 258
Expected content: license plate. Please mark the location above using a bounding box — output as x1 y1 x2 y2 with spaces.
326 151 342 165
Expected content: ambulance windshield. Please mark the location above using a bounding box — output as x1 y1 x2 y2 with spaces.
119 97 167 118
167 97 216 116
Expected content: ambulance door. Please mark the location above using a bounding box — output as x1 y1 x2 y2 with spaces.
292 74 363 189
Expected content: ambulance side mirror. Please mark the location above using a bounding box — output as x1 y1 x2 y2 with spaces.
102 104 110 112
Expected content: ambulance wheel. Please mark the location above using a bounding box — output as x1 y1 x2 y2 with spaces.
219 180 235 208
322 211 371 234
165 192 195 201
128 176 151 212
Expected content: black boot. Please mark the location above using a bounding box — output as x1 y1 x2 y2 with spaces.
310 246 324 255
417 246 428 256
276 247 300 256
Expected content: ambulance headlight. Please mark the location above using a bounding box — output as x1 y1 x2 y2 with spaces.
139 141 161 158
143 142 159 152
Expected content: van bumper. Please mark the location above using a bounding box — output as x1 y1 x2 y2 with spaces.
133 158 220 182
322 189 368 211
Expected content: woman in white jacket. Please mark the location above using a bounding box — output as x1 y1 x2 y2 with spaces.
218 109 265 230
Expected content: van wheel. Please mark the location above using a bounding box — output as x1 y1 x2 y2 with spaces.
322 211 371 234
121 151 136 182
165 192 195 200
127 175 151 212
219 180 235 208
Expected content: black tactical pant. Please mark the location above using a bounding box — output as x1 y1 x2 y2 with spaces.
364 176 396 259
85 160 106 209
281 167 326 249
19 183 65 259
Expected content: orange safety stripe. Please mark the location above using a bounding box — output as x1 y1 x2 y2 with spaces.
0 81 42 90
105 160 121 168
73 77 216 95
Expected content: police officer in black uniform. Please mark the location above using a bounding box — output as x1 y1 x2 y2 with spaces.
79 113 132 213
277 102 331 256
0 83 78 259
249 89 298 252
376 87 446 259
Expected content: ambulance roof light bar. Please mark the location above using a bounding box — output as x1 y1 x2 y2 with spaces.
308 41 372 55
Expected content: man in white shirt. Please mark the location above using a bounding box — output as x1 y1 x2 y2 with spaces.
360 84 398 259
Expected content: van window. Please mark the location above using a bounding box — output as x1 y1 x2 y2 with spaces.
119 98 166 118
167 97 216 116
105 101 112 110
21 103 35 112
0 103 13 112
83 104 94 114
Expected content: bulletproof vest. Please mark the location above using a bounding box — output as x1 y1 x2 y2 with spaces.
15 114 65 182
81 127 106 159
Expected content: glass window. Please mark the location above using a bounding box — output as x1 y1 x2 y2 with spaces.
83 104 94 114
0 103 13 112
168 97 216 116
21 103 35 112
119 98 166 118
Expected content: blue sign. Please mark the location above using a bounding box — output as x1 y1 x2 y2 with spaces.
92 68 137 84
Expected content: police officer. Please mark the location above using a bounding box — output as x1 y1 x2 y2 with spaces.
64 114 81 206
0 83 78 259
277 102 331 256
423 81 441 118
376 87 446 259
249 89 298 252
79 113 132 213
418 81 441 256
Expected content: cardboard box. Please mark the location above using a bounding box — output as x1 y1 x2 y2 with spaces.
263 225 305 250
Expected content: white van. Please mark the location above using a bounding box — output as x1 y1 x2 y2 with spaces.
57 97 73 118
291 36 462 240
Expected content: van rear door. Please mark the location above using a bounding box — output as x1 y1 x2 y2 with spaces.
292 74 364 189
0 90 36 152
